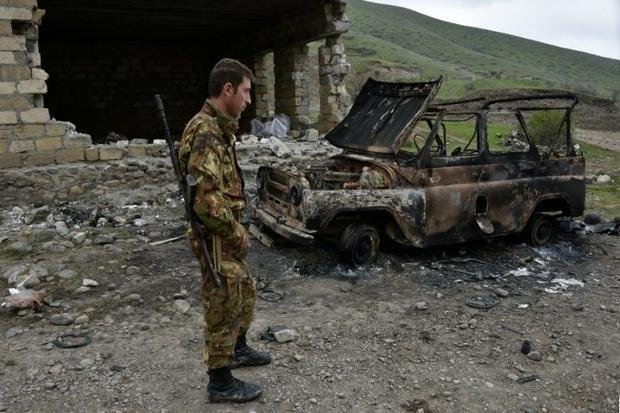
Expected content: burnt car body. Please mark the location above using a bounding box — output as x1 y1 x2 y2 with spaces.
255 78 585 265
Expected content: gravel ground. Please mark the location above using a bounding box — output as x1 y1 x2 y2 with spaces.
0 188 618 413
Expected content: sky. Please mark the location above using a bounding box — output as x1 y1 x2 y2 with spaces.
369 0 620 60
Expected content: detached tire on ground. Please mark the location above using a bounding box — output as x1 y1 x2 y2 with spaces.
526 214 556 246
339 224 380 266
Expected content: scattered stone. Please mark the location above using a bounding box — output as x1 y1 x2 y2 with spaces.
75 315 90 325
75 286 91 294
5 327 24 338
7 241 32 255
7 265 46 288
48 364 63 376
11 206 25 216
596 174 611 184
173 290 189 299
241 134 259 144
72 232 87 244
303 128 319 142
126 293 143 304
55 221 69 236
94 234 115 245
133 219 147 227
274 329 298 343
42 241 65 253
43 381 57 390
50 313 76 326
58 269 77 279
2 265 27 282
507 373 519 381
82 278 99 287
79 358 95 369
268 137 291 158
173 299 191 314
517 373 539 384
415 302 428 310
294 354 305 362
526 351 542 362
495 288 509 298
126 266 140 275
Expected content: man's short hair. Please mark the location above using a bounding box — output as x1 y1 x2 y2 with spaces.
208 58 254 98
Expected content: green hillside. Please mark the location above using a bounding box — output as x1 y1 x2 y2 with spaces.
343 0 620 100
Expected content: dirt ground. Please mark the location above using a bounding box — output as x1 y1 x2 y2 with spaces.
575 129 620 153
1 185 619 413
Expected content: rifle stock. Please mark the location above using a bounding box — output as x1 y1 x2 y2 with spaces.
154 94 221 288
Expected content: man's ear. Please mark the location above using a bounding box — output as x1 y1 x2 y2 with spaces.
222 82 233 96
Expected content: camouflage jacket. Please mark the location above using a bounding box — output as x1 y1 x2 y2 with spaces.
178 100 246 245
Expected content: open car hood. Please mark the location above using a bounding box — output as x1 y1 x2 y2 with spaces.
325 77 443 155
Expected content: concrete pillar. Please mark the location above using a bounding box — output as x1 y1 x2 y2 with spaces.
253 53 270 119
318 36 351 132
274 44 310 131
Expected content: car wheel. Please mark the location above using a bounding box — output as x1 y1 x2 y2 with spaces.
527 214 555 246
339 224 380 266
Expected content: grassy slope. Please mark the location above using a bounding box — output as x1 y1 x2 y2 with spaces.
344 0 620 100
340 0 620 217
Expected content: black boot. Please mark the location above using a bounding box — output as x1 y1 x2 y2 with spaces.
207 366 262 403
231 332 272 368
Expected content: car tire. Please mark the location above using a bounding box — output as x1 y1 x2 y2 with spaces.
339 224 380 266
527 214 555 246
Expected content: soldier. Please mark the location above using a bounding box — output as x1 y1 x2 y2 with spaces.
178 58 271 403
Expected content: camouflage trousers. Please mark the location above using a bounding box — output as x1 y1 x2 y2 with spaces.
188 235 256 369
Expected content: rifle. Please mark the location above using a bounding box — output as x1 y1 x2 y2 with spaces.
154 94 221 288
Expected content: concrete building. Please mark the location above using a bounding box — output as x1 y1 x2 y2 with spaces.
0 0 351 169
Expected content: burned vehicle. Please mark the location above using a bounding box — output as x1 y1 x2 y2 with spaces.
255 78 585 265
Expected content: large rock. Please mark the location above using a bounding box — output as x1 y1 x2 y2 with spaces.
49 313 76 326
268 137 291 158
302 129 320 142
274 328 298 343
5 265 47 288
596 174 611 184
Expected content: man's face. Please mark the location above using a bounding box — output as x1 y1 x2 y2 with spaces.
223 76 252 118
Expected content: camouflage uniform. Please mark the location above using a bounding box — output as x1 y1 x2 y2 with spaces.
179 100 256 369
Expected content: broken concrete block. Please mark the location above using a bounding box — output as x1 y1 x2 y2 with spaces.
84 146 100 161
0 36 26 51
0 51 15 64
22 152 55 167
0 7 33 21
99 146 125 161
31 68 48 81
17 79 47 94
55 148 84 164
34 136 62 152
29 52 41 67
0 154 21 168
303 128 319 142
63 133 92 148
274 328 298 343
9 139 34 153
0 110 17 124
20 108 50 123
268 137 291 158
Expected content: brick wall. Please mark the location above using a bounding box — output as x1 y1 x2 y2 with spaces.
40 39 223 141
